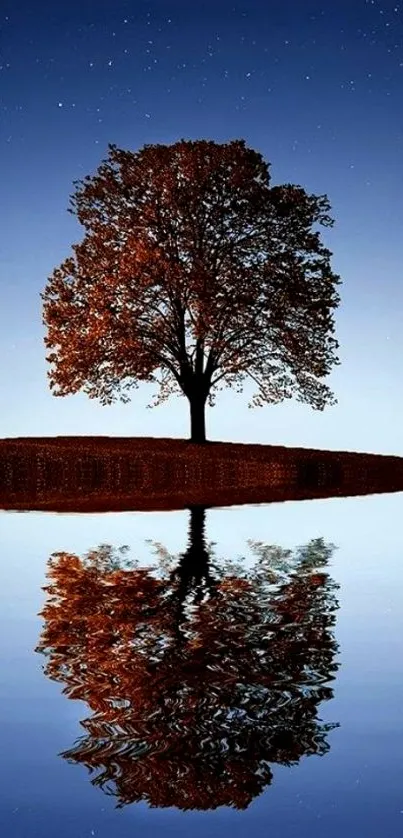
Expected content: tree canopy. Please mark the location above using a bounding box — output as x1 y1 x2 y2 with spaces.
36 510 339 810
41 139 341 441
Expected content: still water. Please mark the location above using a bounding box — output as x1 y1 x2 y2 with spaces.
1 492 403 837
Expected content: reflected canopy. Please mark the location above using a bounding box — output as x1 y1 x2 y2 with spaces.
36 507 340 810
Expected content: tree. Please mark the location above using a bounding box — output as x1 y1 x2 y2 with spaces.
36 511 340 810
41 139 341 442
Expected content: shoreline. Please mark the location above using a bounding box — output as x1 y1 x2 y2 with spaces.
1 436 403 512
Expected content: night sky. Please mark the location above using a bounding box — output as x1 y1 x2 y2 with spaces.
2 0 403 453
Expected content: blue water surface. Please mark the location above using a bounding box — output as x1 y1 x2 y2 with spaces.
1 492 403 838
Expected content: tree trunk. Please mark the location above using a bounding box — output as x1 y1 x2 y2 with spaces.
189 393 207 443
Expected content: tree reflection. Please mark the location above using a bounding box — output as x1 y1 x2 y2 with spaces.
36 506 340 811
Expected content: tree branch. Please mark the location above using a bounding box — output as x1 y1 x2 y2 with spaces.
195 338 204 376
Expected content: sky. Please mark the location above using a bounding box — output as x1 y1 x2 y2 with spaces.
1 0 403 454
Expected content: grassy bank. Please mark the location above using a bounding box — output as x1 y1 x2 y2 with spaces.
1 436 403 512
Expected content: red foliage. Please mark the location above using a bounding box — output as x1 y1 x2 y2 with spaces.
41 139 341 440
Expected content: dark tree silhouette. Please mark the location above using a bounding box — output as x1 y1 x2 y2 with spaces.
36 511 340 811
41 139 341 442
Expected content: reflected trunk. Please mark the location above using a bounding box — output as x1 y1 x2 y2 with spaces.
171 506 217 633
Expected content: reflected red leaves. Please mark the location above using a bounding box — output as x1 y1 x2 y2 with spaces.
37 539 339 811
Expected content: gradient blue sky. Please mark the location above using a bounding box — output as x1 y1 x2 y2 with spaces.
1 0 403 453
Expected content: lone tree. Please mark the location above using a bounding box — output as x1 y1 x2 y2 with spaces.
42 139 341 442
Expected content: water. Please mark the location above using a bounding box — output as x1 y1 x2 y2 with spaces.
1 492 403 837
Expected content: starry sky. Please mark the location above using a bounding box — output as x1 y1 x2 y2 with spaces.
1 0 403 454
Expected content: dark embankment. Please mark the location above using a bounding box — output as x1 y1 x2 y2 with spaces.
1 436 403 512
